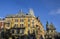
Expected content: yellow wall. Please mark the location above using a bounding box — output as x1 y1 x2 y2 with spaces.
5 17 45 39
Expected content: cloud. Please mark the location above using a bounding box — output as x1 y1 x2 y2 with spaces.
49 9 60 15
0 17 4 18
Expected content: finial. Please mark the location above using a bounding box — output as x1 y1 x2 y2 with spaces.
46 21 49 26
18 9 23 14
50 22 53 26
50 22 56 30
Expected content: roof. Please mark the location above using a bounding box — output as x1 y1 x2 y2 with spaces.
47 23 56 30
6 11 35 18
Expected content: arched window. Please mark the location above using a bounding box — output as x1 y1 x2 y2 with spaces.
12 29 14 33
40 35 43 39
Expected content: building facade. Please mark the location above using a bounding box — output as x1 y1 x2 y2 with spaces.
0 18 5 30
4 9 45 39
0 9 60 39
45 21 59 39
0 18 5 39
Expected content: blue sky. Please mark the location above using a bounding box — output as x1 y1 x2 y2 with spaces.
0 0 60 32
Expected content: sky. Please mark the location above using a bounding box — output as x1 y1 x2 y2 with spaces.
0 0 60 32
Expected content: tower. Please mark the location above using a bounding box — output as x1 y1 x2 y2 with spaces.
29 8 35 17
46 21 49 31
49 22 56 33
45 22 56 39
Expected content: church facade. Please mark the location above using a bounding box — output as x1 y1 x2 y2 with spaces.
45 21 60 39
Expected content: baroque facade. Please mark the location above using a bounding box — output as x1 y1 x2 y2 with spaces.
45 21 60 39
0 18 5 30
0 9 60 39
3 9 45 39
0 18 5 39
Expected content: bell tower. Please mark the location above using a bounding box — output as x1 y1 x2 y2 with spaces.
46 21 49 31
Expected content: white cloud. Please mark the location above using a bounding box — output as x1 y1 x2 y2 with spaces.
0 17 4 18
49 9 60 15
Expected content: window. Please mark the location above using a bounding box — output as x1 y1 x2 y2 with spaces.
49 30 51 33
14 24 18 28
20 29 24 34
28 30 30 34
12 29 14 33
33 30 35 34
32 20 34 24
12 19 13 21
51 30 53 32
32 24 34 28
6 23 10 27
16 29 20 34
28 19 30 22
20 19 24 22
20 24 24 27
36 25 39 28
6 20 10 27
20 29 22 33
15 24 18 26
32 20 34 28
15 19 18 22
28 24 30 27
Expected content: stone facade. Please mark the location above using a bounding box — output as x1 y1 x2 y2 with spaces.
0 9 60 39
45 21 60 39
0 18 5 30
3 9 45 39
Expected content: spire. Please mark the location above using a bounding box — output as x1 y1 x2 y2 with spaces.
18 9 23 14
49 22 56 30
18 9 24 14
46 21 49 27
29 8 35 17
16 9 25 16
46 21 49 30
50 22 54 27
